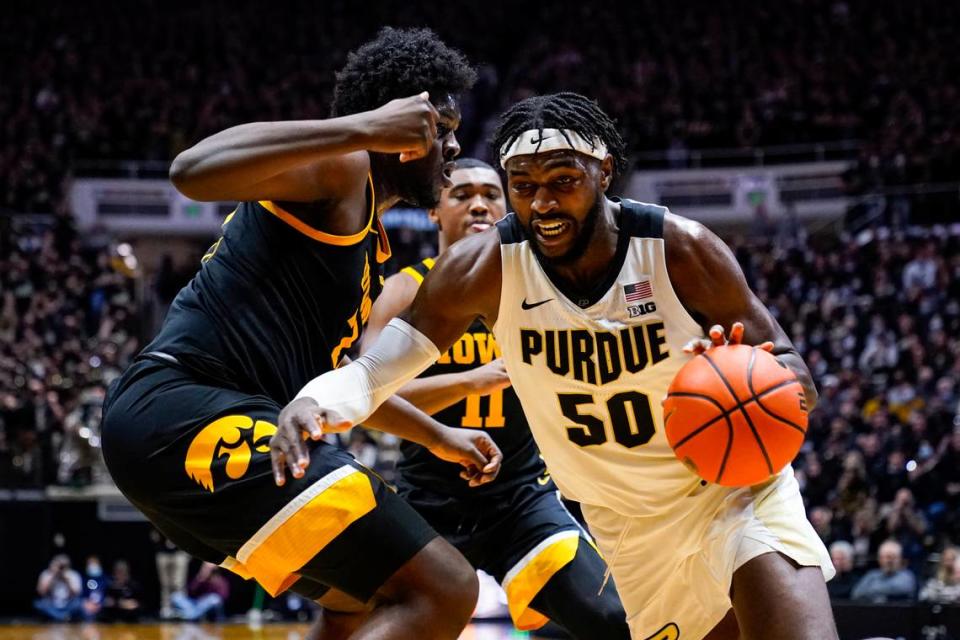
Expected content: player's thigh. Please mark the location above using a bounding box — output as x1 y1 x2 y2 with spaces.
102 360 441 602
702 609 739 640
731 552 838 640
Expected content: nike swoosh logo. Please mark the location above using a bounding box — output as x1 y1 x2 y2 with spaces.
528 133 552 145
521 298 554 310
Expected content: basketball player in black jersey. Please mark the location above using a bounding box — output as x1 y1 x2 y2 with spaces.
300 159 629 637
273 94 839 640
101 29 503 640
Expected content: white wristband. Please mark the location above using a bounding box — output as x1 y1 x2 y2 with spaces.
294 318 441 425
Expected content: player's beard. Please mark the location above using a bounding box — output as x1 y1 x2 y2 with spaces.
401 177 442 209
525 191 602 267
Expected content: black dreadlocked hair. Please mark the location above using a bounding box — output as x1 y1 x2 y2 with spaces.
491 93 628 176
331 27 476 117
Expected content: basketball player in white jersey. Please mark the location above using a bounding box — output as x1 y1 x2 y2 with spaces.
271 93 837 640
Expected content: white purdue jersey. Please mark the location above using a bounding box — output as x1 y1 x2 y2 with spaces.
493 199 709 518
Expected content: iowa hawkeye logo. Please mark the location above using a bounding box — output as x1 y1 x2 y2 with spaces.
184 415 276 492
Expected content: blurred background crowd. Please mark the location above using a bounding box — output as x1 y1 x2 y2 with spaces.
1 0 959 619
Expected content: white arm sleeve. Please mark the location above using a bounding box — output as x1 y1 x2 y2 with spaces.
294 318 440 425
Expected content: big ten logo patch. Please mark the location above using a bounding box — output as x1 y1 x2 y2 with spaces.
628 301 658 318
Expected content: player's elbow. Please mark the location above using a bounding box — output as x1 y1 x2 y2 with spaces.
169 150 211 200
169 152 195 194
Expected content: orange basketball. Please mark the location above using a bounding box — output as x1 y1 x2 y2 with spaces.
663 344 809 487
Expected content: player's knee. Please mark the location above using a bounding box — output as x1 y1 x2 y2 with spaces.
306 608 368 640
594 600 630 637
565 594 629 639
423 550 477 621
381 538 478 625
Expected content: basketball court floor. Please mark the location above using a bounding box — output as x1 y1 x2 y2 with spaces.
0 623 537 640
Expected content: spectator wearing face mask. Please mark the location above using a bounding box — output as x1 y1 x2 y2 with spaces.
81 555 107 621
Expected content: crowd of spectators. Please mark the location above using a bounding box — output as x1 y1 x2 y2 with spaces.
735 224 960 601
29 527 326 623
2 0 958 217
4 215 958 606
0 215 139 488
2 0 960 614
33 549 231 623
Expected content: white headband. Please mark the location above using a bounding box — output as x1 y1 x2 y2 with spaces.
499 128 608 168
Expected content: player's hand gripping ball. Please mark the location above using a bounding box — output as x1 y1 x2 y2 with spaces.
663 323 808 487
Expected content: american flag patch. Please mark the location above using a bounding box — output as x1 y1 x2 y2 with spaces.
624 280 653 302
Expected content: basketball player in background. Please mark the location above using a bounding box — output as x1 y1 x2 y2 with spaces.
307 158 628 638
272 93 838 639
102 29 504 640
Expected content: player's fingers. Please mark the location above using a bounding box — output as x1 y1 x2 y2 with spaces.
709 325 725 347
729 322 745 345
271 420 303 480
278 432 301 478
462 442 490 471
270 449 287 487
288 413 314 474
758 340 775 352
300 410 323 440
683 338 710 354
399 148 427 163
482 444 503 475
320 409 352 433
471 468 495 486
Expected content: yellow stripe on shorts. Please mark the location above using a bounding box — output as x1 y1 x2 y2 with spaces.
501 530 580 630
230 465 376 596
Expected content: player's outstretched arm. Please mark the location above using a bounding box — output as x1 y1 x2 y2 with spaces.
665 214 818 410
169 92 440 203
359 271 510 415
272 389 502 488
271 230 503 482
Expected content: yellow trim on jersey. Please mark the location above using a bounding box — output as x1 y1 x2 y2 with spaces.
401 265 425 285
231 465 377 596
400 256 438 286
501 530 580 631
258 173 376 246
371 214 393 264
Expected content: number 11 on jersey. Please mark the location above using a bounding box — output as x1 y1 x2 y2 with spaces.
461 390 506 428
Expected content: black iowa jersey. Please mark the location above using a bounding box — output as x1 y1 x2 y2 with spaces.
395 258 547 507
144 177 390 403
